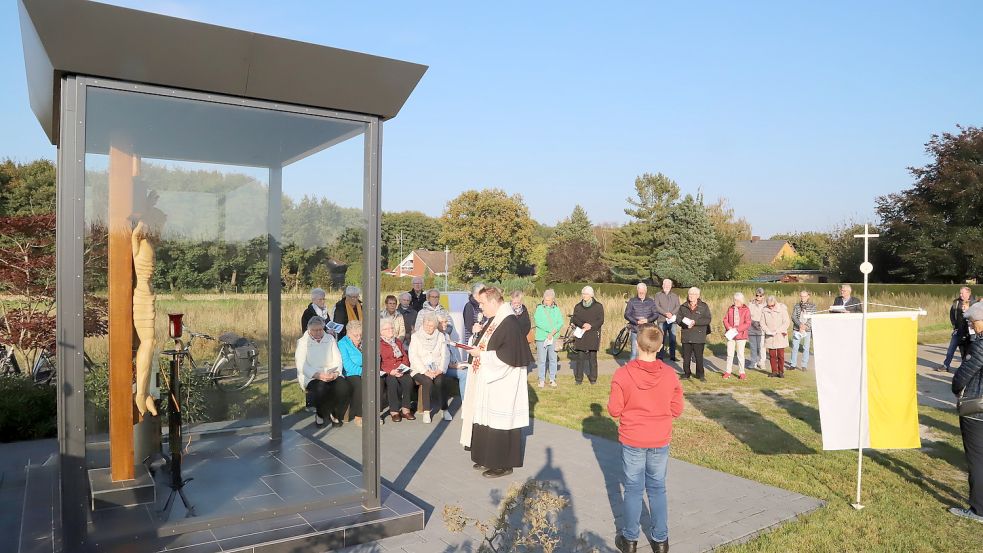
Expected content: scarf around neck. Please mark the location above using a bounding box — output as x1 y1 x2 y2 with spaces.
345 301 362 323
382 335 402 358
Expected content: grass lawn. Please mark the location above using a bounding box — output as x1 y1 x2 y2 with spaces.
530 369 973 552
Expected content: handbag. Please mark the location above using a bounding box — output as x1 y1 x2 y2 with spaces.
958 370 983 417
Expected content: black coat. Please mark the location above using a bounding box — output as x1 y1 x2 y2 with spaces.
951 297 978 341
333 298 362 340
408 289 426 312
571 300 604 351
677 300 712 344
515 305 532 338
953 336 983 403
300 303 319 333
832 296 862 313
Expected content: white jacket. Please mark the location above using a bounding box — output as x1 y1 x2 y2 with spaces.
295 331 342 389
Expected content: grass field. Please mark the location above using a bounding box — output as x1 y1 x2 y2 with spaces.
83 287 950 375
532 370 973 552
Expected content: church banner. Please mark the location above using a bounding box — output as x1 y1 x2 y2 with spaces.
811 311 921 451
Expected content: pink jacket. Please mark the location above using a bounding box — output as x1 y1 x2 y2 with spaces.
723 304 752 341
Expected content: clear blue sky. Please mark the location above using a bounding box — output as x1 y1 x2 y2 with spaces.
2 1 981 237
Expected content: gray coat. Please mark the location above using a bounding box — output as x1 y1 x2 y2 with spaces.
653 291 681 325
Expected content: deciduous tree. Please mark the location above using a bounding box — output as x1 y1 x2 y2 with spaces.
439 189 535 281
876 125 983 282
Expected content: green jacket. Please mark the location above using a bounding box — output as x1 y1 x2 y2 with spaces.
534 303 565 341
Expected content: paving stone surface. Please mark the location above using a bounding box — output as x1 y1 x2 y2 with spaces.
295 405 824 552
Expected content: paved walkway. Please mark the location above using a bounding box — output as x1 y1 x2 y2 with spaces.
291 413 822 553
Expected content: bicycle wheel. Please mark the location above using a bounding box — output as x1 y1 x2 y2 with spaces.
560 325 575 353
210 355 258 392
612 326 631 356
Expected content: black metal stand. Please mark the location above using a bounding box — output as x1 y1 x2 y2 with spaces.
159 349 195 518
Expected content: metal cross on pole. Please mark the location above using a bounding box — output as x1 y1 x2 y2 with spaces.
851 223 879 510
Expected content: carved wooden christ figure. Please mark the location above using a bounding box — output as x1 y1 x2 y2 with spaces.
132 190 165 416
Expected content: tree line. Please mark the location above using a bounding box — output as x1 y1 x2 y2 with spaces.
2 124 980 295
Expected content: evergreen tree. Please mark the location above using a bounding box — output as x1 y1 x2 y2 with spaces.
652 194 717 286
604 173 681 282
551 205 597 246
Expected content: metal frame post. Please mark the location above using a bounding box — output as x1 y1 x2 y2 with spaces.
55 74 88 550
268 166 283 440
361 118 382 508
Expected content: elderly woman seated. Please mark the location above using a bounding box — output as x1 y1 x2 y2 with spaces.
380 317 415 422
409 312 452 423
301 287 332 333
295 316 353 427
333 285 363 340
338 320 365 427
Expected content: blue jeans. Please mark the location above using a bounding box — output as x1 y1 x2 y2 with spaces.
790 331 812 368
748 333 763 367
660 322 676 359
944 330 961 367
630 331 638 360
445 367 467 399
536 340 558 383
622 444 670 542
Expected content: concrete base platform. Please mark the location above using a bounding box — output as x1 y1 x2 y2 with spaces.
14 430 423 553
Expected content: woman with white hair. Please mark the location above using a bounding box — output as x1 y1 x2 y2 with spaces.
409 312 450 423
677 287 712 381
570 286 605 385
534 288 564 388
301 287 332 333
295 316 353 427
333 285 362 340
722 292 751 380
338 320 365 426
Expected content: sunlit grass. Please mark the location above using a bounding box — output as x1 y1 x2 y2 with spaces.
531 370 973 552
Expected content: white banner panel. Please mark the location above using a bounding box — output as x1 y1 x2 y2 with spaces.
812 313 868 450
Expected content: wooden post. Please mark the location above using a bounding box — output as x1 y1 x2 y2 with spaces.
108 143 136 481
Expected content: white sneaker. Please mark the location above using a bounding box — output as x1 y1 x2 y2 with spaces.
550 381 557 388
314 415 324 426
442 410 453 421
538 380 545 388
422 411 432 424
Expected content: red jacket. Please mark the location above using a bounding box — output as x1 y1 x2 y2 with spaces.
607 359 684 448
379 338 408 375
723 304 752 341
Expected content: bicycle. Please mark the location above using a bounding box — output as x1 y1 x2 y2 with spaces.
559 322 576 353
612 323 631 356
1 344 22 376
179 329 261 391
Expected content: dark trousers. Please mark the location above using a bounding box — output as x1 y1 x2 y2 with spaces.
385 373 414 412
768 348 785 376
681 342 705 379
412 373 445 412
961 417 983 514
307 377 353 421
571 350 598 383
346 375 362 419
659 321 677 359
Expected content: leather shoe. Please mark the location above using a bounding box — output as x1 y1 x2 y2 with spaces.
472 463 486 471
402 411 416 421
653 539 669 553
390 412 402 422
615 534 637 553
482 468 513 478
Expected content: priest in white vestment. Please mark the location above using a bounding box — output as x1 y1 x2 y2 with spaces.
460 286 533 478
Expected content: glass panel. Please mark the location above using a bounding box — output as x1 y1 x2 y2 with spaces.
81 85 368 523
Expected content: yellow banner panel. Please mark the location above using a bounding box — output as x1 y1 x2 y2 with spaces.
866 317 921 449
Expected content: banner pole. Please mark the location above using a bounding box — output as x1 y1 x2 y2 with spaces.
852 223 878 510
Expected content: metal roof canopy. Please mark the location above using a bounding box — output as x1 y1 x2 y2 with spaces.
19 0 427 147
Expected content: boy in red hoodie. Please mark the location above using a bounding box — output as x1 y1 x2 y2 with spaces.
608 325 683 553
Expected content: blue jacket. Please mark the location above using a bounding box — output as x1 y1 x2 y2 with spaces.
338 336 363 377
624 296 659 331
